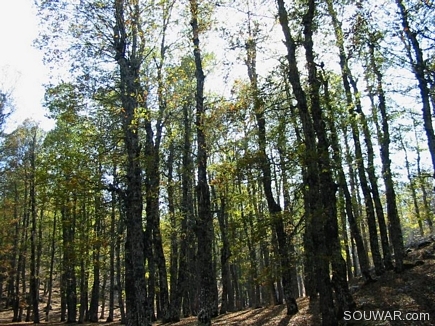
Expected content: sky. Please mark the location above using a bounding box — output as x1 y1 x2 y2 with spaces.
0 0 54 132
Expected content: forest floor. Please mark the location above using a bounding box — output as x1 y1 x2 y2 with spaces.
1 241 435 325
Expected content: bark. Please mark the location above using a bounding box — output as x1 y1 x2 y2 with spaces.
167 139 179 320
78 256 88 323
321 75 371 281
277 0 320 312
277 0 345 322
245 24 297 316
12 181 28 322
116 200 126 324
173 103 196 321
88 196 102 322
302 0 354 317
5 188 19 309
215 191 232 314
61 201 77 323
80 200 90 323
230 264 242 310
249 175 278 306
144 31 170 320
113 1 150 325
189 1 216 324
29 132 40 323
107 170 117 323
143 128 168 322
338 190 353 281
278 139 300 300
99 269 107 320
367 40 404 272
45 211 56 322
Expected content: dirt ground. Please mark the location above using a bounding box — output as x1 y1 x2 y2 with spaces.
1 247 435 325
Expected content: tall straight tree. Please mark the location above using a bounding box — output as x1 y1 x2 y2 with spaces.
189 0 216 324
113 1 149 325
276 0 354 323
364 32 404 272
244 20 298 316
325 0 385 276
28 125 40 324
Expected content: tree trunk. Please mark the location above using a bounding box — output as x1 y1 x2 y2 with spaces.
321 74 371 281
29 132 40 323
189 0 216 324
348 75 393 271
173 103 196 321
414 121 434 233
215 191 232 314
45 211 56 322
144 114 169 323
167 138 179 320
366 40 404 272
88 197 102 322
61 201 77 323
107 170 117 322
99 269 107 320
303 0 355 317
6 187 19 310
396 0 435 178
113 1 150 325
326 0 384 276
116 201 126 324
245 24 297 316
277 0 345 322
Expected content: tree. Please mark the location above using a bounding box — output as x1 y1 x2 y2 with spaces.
112 1 150 324
189 0 217 324
395 0 435 177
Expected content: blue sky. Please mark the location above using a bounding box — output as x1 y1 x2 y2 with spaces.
0 0 54 131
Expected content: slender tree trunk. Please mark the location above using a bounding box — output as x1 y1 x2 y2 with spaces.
348 75 393 271
326 0 384 276
12 183 26 322
414 123 434 233
144 121 169 322
45 210 56 321
214 190 232 314
116 201 126 324
167 138 179 320
396 0 435 178
189 0 216 324
99 269 107 320
245 23 297 316
6 188 19 310
398 127 428 236
61 200 77 323
321 75 371 281
89 197 102 322
29 132 39 324
366 40 404 271
107 168 117 322
173 103 196 321
278 135 300 300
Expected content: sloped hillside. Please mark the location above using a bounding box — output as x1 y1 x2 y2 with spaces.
1 238 434 326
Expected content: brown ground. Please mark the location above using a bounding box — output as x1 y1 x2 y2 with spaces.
1 247 435 325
